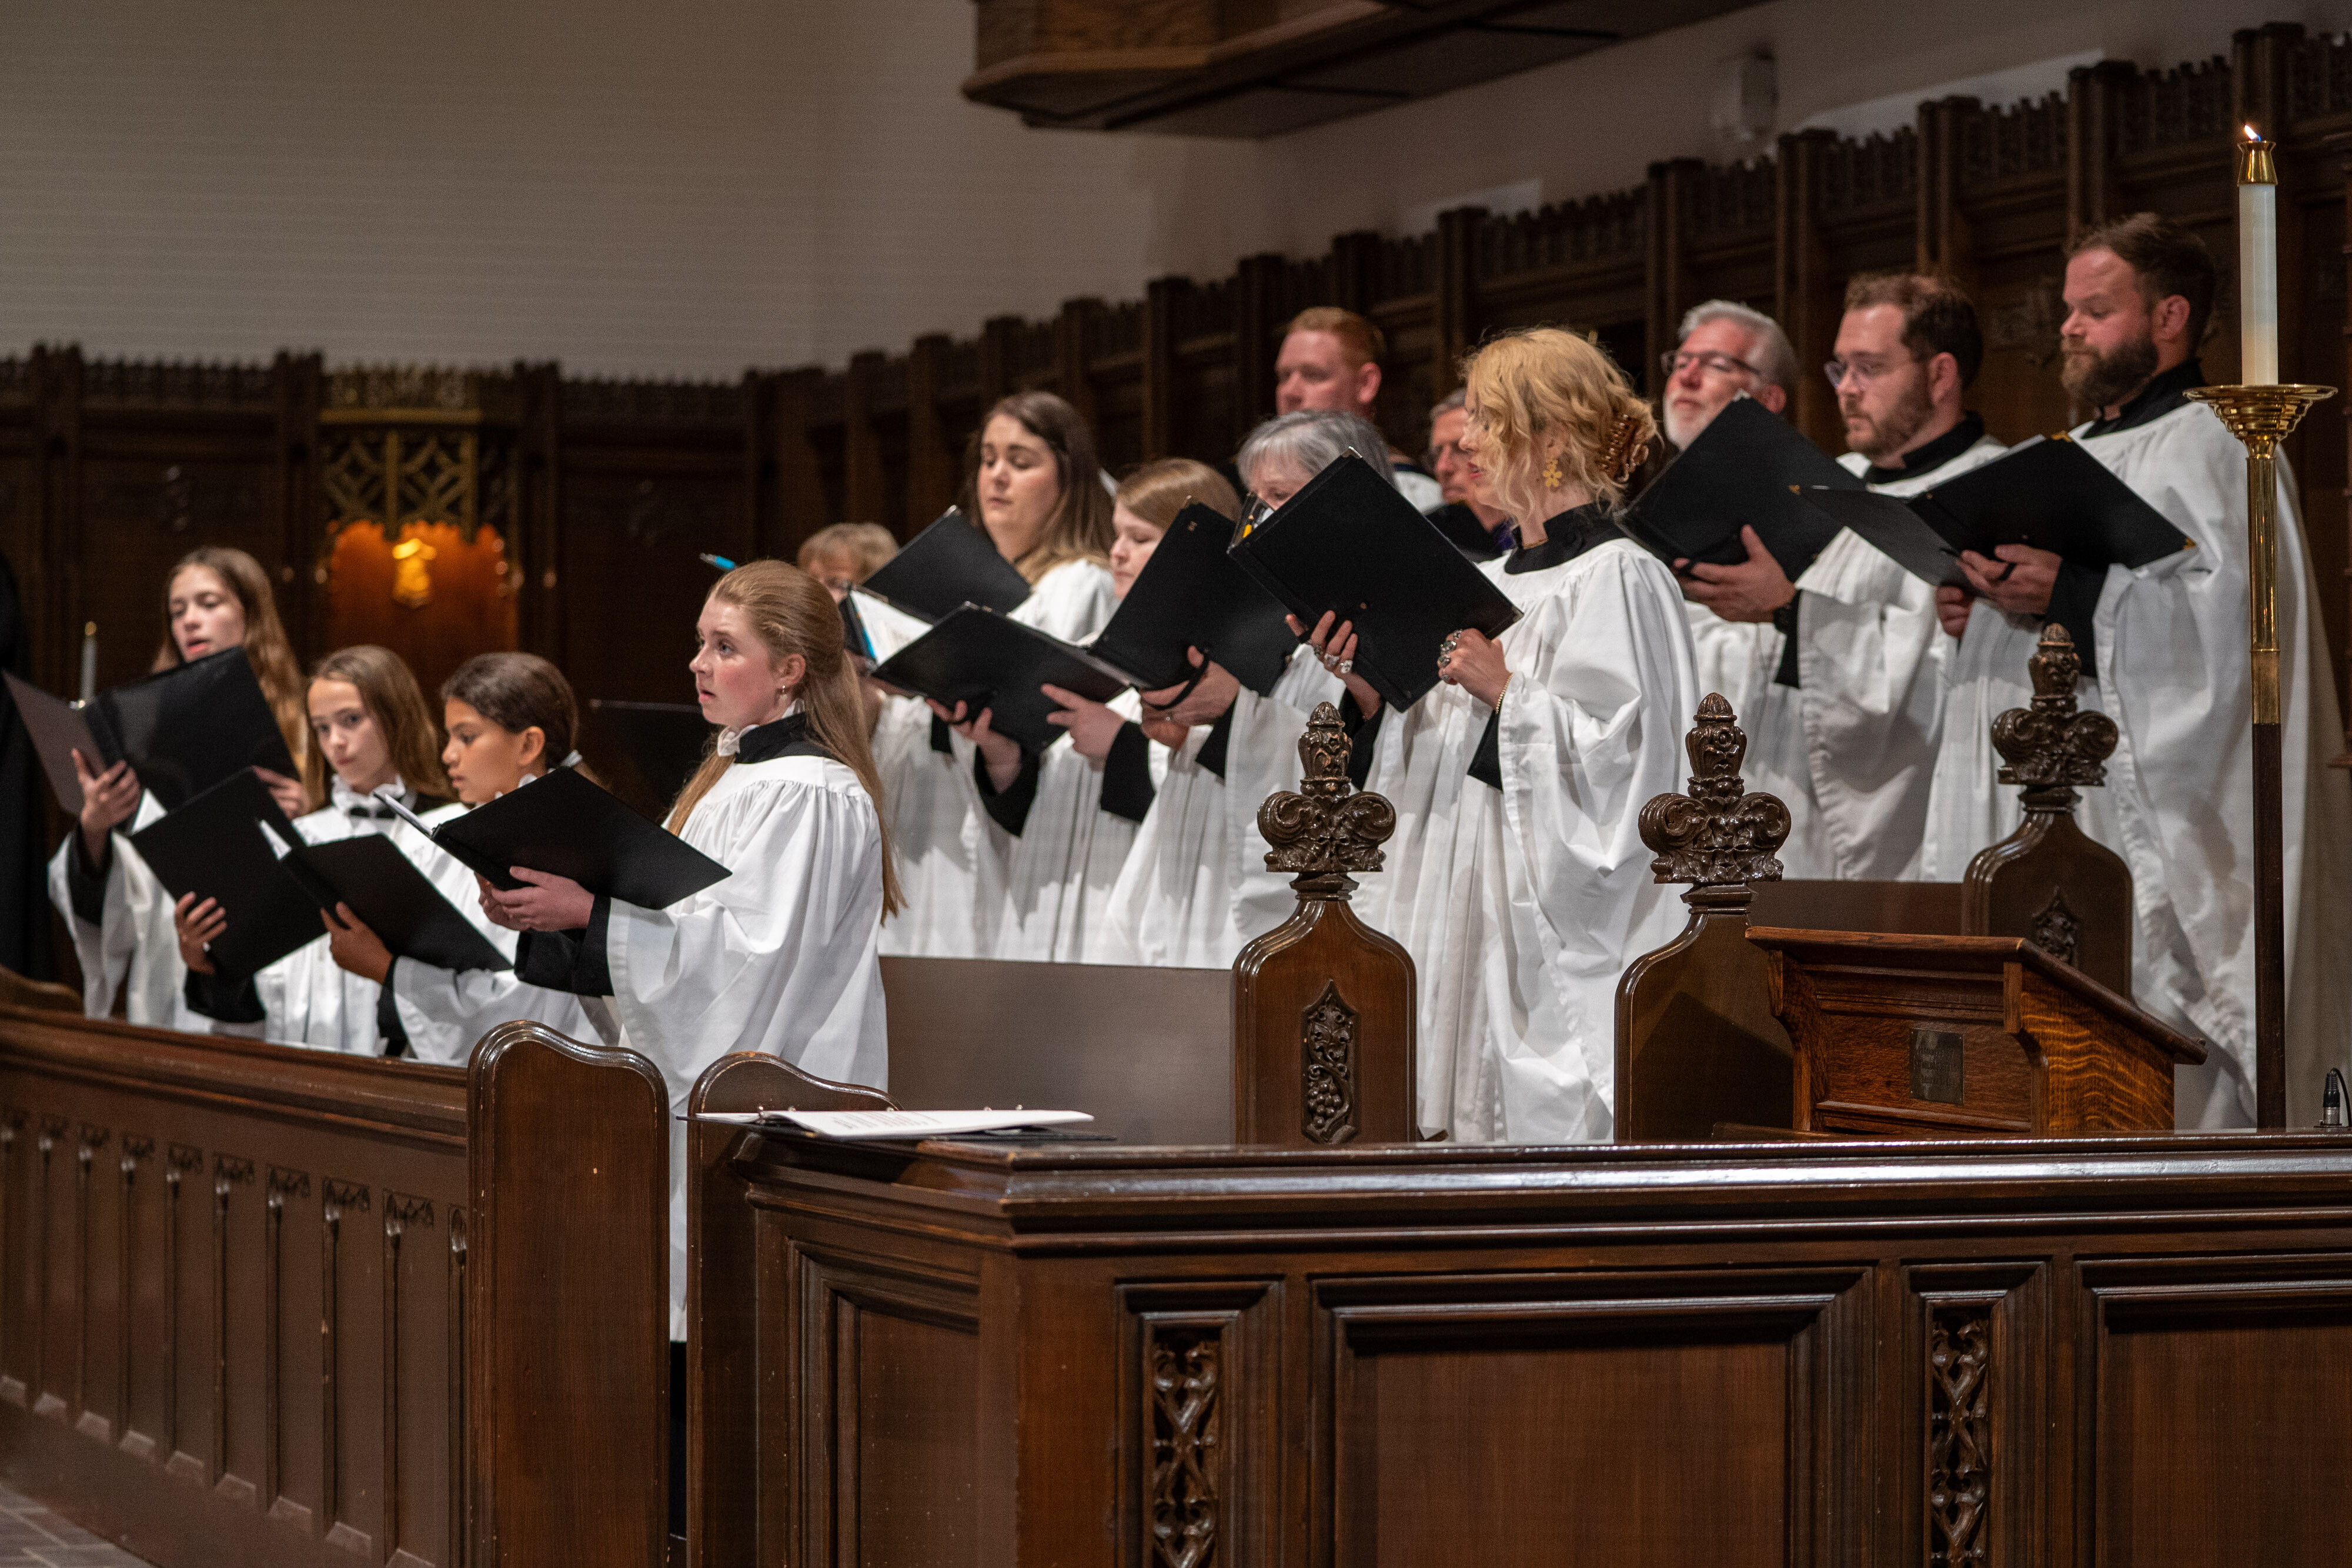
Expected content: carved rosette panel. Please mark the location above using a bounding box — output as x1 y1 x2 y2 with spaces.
1927 1307 1991 1568
1299 981 1359 1145
1149 1330 1220 1568
2030 889 2083 967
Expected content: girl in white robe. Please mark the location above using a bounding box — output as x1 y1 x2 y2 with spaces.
48 546 311 1029
891 391 1119 959
315 651 609 1062
173 645 455 1053
479 560 894 1332
1325 329 1699 1144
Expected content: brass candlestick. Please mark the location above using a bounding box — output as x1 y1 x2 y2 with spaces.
2184 381 2334 1127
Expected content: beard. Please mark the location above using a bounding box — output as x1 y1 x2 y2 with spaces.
2062 329 2159 411
1844 375 1935 464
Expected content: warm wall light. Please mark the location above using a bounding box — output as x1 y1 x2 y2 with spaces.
390 530 439 608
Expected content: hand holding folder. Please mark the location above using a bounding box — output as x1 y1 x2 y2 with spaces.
379 767 730 910
1090 502 1298 697
1614 396 1862 581
5 649 298 815
128 771 322 981
269 833 509 974
869 606 1131 755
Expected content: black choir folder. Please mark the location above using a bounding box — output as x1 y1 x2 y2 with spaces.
1800 435 2196 588
858 510 1032 624
270 834 510 975
1090 502 1298 696
587 698 712 808
870 606 1130 755
1227 452 1518 712
383 767 730 910
1617 394 1862 580
127 770 322 981
5 648 298 816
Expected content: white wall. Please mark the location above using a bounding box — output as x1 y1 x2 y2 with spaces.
1 0 2345 376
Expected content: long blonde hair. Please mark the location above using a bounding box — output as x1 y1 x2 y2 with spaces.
957 391 1112 584
1462 327 1656 520
154 545 308 768
666 561 902 918
302 645 452 807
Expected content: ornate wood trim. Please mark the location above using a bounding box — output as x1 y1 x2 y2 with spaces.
1298 982 1359 1146
1927 1306 1992 1567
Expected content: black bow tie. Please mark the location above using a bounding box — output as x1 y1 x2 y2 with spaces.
348 804 397 820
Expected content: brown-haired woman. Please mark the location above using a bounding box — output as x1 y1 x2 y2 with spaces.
874 390 1117 958
1311 327 1699 1145
46 546 313 1027
169 645 456 1053
479 561 891 1316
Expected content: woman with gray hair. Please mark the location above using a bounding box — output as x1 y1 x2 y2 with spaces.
1087 411 1386 965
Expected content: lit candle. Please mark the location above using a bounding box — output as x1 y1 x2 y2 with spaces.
2239 125 2278 386
78 622 97 703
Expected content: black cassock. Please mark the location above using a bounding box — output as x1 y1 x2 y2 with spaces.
0 550 52 978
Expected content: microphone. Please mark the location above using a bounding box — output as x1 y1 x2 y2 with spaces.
2323 1067 2347 1129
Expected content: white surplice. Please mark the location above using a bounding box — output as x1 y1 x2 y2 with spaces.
873 561 1117 958
1919 396 2352 1126
46 793 203 1030
594 745 890 1330
990 687 1165 961
1355 529 1699 1144
1683 432 2002 879
1088 648 1340 968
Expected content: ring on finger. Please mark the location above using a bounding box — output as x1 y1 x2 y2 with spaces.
1337 659 1352 674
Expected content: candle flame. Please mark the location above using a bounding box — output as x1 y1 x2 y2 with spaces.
2246 123 2261 141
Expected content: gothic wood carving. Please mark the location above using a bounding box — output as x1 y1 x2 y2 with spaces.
1928 1306 1992 1568
2030 889 2083 967
1989 624 2117 801
1298 981 1359 1145
1639 693 1792 890
1148 1329 1220 1568
1258 702 1395 898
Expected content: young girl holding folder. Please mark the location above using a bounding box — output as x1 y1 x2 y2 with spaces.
172 644 453 1052
48 546 312 1027
478 559 894 1330
318 651 612 1062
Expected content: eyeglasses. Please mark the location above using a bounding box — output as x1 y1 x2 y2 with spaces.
1661 349 1761 380
1822 355 1920 389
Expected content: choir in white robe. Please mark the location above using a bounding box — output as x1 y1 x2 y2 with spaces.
1917 373 2352 1125
988 687 1164 961
47 793 204 1031
1089 648 1340 968
1355 513 1699 1144
1683 420 2002 878
518 714 890 1331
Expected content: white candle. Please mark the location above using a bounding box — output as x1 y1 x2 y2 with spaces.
78 622 97 703
2239 125 2278 386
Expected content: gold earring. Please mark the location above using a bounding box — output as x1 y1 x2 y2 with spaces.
1541 456 1564 489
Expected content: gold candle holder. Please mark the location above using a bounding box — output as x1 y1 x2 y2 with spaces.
2184 381 2334 1127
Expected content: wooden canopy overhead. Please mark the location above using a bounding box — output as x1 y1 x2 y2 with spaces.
963 0 1769 135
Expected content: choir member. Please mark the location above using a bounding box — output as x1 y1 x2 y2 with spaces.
485 559 895 1330
1090 417 1381 966
171 645 453 1052
48 546 310 1027
1921 213 2352 1125
796 521 898 600
1425 390 1514 559
1678 279 2004 877
1274 307 1443 510
1328 329 1698 1144
320 651 612 1062
876 391 1117 957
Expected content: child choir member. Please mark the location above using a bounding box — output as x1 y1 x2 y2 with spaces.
171 644 453 1051
1321 329 1699 1144
874 390 1117 958
48 546 310 1027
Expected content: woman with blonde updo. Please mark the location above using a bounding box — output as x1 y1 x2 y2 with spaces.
1309 327 1699 1145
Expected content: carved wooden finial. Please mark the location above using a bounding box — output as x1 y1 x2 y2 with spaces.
1259 702 1395 898
1990 624 2117 804
1638 693 1790 889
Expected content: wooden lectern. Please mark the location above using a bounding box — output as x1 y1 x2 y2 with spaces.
1746 927 2204 1136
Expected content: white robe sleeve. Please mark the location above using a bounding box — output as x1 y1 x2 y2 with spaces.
45 793 201 1029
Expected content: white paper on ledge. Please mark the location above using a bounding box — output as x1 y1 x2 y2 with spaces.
690 1108 1094 1139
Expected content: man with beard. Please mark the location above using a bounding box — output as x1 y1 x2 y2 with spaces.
1424 389 1514 559
1919 213 2352 1127
1669 283 2000 876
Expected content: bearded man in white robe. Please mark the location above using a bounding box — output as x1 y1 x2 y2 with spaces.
1920 212 2352 1126
1666 281 2001 877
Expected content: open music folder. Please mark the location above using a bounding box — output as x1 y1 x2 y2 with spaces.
1090 501 1299 697
1226 452 1518 712
269 832 510 975
6 648 298 815
126 770 322 981
380 767 730 909
857 509 1033 624
870 605 1132 755
1615 394 1862 581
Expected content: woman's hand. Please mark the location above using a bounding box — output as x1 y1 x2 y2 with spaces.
253 767 308 820
1289 612 1382 715
73 750 141 868
322 903 393 984
1138 648 1240 731
481 867 595 933
1041 685 1127 763
929 700 1024 793
173 893 225 975
1438 627 1511 708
